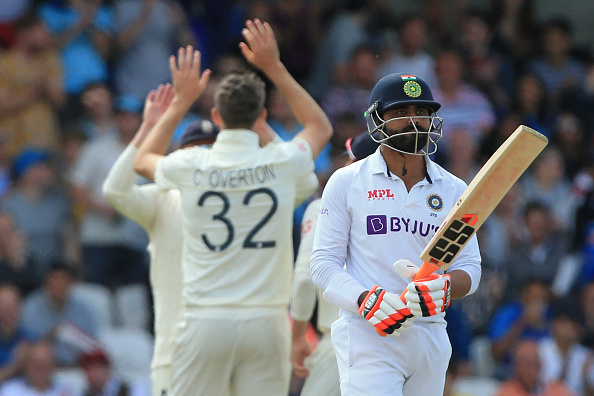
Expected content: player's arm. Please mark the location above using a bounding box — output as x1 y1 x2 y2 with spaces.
290 201 320 377
239 19 332 160
103 84 175 228
310 169 366 313
134 46 211 180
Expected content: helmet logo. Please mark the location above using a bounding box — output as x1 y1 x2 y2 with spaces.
364 101 379 117
426 194 444 211
404 81 422 98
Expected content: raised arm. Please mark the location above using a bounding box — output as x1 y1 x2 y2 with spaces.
102 84 174 228
134 46 211 180
239 19 332 159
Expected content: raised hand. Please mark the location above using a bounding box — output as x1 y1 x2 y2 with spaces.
169 46 211 108
143 83 175 126
239 19 281 73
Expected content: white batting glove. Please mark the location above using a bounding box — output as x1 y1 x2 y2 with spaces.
359 286 414 336
405 274 452 317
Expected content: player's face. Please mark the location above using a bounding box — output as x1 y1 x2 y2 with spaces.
382 105 431 153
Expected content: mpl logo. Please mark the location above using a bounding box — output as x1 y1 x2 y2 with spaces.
367 215 387 235
367 189 395 200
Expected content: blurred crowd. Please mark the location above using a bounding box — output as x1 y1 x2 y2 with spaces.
0 0 593 395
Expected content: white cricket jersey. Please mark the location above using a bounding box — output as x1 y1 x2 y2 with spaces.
102 146 182 369
155 129 315 309
311 149 482 323
291 199 338 333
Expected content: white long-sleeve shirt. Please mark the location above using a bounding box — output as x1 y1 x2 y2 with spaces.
102 145 183 369
311 150 481 323
290 199 337 333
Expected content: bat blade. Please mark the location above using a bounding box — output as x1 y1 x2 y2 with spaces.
420 125 548 271
395 125 548 307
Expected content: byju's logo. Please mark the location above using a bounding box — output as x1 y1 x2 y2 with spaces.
367 215 387 234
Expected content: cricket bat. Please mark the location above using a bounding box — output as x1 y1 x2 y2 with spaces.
398 125 548 301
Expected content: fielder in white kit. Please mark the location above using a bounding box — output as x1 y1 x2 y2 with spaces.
133 19 332 396
103 82 319 394
310 73 482 396
291 133 379 396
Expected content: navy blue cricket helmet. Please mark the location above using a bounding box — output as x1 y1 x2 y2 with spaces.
365 73 443 155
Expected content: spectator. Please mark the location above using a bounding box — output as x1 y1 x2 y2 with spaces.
431 48 496 160
113 0 197 100
539 299 594 396
78 348 150 396
37 0 113 104
0 284 30 384
551 112 590 180
69 82 118 141
306 0 374 100
321 44 378 136
376 15 436 88
0 0 31 48
0 12 65 160
488 0 538 68
21 262 100 367
0 341 75 396
530 18 587 112
70 95 149 290
459 10 515 112
509 73 552 138
505 201 571 297
488 278 553 379
1 149 73 274
521 147 578 234
494 339 574 396
0 213 41 295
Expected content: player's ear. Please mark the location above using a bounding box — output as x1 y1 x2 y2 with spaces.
211 107 224 128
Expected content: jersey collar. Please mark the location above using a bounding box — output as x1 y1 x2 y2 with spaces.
367 148 443 184
213 129 259 150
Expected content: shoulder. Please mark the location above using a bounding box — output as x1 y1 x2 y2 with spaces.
267 138 313 159
431 160 468 191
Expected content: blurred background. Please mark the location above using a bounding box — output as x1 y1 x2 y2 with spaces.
0 0 593 395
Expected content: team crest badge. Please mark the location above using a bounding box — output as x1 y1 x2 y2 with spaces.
426 194 444 211
403 81 422 98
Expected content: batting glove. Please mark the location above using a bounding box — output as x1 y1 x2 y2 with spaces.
359 286 414 336
405 273 451 317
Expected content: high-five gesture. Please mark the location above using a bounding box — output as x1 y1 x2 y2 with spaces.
239 19 281 73
143 83 175 127
169 45 211 108
238 19 332 160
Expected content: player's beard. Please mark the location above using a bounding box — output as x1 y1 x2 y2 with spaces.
384 125 430 154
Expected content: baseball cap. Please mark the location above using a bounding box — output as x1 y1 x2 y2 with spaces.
114 95 143 113
12 148 51 179
345 132 379 161
179 119 220 147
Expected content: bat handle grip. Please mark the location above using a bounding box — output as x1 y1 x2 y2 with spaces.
399 261 442 303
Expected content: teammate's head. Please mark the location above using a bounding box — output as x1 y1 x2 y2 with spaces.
213 71 266 130
365 73 443 155
345 132 379 164
179 119 220 149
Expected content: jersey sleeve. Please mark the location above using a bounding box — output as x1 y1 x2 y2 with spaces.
287 137 315 179
102 145 159 231
311 168 367 314
294 173 318 208
290 200 321 321
154 150 187 190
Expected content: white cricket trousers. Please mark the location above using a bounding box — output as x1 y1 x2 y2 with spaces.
170 306 291 396
300 332 341 396
331 315 451 396
151 365 171 396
